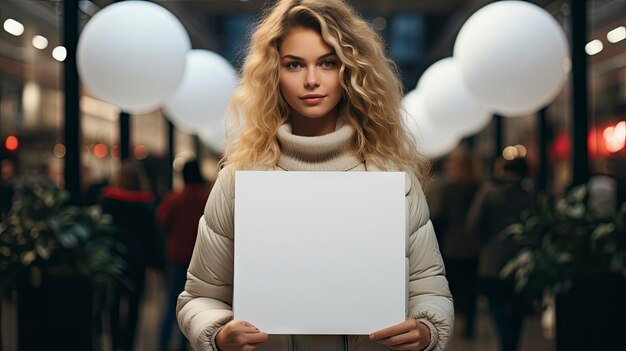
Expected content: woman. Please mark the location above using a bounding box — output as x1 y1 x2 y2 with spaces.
177 1 453 350
466 157 534 351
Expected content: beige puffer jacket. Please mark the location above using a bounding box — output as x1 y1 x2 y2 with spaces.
177 161 454 351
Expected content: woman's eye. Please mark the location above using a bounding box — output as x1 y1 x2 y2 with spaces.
320 60 337 68
286 62 302 70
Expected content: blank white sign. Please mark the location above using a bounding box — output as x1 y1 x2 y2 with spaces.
234 171 406 334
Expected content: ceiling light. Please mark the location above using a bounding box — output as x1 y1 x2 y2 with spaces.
32 35 49 50
52 46 67 61
3 19 24 36
502 146 519 160
585 39 603 55
607 26 626 44
514 145 527 158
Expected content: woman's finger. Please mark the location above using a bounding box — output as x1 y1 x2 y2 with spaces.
244 332 270 344
235 320 261 333
370 319 415 340
377 330 421 346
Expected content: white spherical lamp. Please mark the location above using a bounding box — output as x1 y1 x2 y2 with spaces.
77 1 190 113
454 1 569 116
417 57 491 136
402 90 460 158
164 50 237 133
198 120 227 153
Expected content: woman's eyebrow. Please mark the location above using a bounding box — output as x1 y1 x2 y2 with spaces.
280 52 337 60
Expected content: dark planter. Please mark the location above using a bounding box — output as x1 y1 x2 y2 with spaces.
555 273 626 351
17 278 96 351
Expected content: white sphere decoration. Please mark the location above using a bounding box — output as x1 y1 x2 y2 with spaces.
453 0 570 116
77 1 190 113
417 57 491 136
164 50 238 132
198 119 227 152
402 90 460 158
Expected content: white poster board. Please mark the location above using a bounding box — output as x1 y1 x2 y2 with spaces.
234 171 406 335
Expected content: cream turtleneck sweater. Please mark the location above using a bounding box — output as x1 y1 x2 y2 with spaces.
276 120 364 172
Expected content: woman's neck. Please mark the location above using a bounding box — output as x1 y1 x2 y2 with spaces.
290 110 338 136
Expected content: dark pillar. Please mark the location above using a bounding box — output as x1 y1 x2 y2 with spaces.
63 0 81 201
116 0 131 162
537 107 549 192
570 0 589 186
494 114 503 157
167 119 174 190
120 111 130 160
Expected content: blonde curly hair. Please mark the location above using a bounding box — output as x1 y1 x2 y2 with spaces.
224 0 430 185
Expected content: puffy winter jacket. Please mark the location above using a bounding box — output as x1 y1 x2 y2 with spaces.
177 160 454 351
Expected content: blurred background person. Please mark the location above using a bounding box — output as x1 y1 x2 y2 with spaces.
466 157 535 351
81 164 109 206
588 157 626 219
156 159 211 351
430 146 481 339
101 160 158 351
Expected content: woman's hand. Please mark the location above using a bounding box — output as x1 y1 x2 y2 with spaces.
215 320 269 351
369 317 431 351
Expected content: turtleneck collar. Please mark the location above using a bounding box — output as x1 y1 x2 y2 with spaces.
276 118 363 171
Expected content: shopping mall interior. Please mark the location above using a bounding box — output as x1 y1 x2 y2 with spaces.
1 0 625 350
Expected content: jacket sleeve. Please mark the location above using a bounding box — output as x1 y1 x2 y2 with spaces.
405 174 454 351
176 169 235 351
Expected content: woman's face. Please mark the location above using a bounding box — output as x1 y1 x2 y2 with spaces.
278 27 343 131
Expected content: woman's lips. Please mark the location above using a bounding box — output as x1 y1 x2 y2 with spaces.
300 95 325 105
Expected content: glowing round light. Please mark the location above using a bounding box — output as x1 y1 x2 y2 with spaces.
514 144 527 158
402 90 461 158
53 143 66 158
454 1 570 116
502 146 519 160
93 143 108 158
133 145 149 160
110 145 120 160
604 121 626 153
5 136 18 151
52 46 67 61
32 35 49 50
417 57 491 136
164 50 237 132
3 19 24 36
585 39 603 56
607 26 626 44
77 0 190 113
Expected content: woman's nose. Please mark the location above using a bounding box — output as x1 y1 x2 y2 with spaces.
304 69 320 89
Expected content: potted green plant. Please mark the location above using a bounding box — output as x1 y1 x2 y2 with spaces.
500 185 626 351
0 185 127 350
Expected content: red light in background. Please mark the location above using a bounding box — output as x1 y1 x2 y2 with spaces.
5 136 18 151
93 143 108 158
111 145 120 160
133 145 149 160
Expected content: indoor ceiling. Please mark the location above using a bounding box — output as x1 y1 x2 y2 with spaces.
0 0 471 88
0 0 621 90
